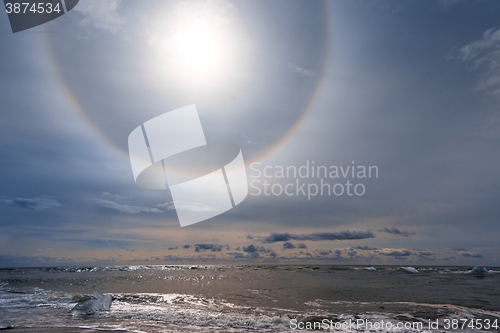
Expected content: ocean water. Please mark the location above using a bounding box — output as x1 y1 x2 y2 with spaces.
0 265 499 332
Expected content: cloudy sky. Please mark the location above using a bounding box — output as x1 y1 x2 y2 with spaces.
0 0 499 267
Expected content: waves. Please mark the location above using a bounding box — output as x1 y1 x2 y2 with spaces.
0 265 218 274
1 290 500 332
2 264 498 275
1 265 500 332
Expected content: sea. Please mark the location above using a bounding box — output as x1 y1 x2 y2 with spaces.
0 265 499 332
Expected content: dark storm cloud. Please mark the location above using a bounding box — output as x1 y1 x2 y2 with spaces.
297 243 307 249
242 244 258 253
260 233 291 243
228 252 245 259
229 247 261 259
317 249 332 256
283 242 296 249
415 250 436 257
0 196 62 210
248 252 260 259
378 227 412 237
194 244 223 252
259 231 375 243
242 244 275 256
183 244 192 249
354 246 378 250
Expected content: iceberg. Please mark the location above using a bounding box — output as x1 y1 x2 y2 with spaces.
70 292 113 315
0 322 12 330
465 266 489 275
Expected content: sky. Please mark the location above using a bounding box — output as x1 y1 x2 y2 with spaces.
0 0 499 267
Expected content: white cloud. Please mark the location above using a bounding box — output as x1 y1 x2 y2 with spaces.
91 198 162 214
101 191 127 201
288 63 315 78
157 200 218 212
378 248 412 257
74 0 124 34
1 195 62 210
457 250 483 258
454 27 500 95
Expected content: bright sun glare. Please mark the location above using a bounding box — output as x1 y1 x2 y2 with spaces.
146 0 245 90
172 21 227 81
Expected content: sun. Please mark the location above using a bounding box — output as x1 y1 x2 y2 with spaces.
171 19 228 82
145 0 248 91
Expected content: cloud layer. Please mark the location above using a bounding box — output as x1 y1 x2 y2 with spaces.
91 198 162 214
454 27 500 95
258 231 375 243
1 196 62 210
378 227 412 237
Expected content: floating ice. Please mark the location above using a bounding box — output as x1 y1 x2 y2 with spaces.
400 266 419 274
465 266 489 275
70 292 112 315
0 322 12 330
